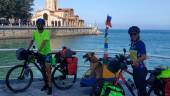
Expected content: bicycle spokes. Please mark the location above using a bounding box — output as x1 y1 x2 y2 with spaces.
6 65 33 92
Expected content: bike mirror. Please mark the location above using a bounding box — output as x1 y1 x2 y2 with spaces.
123 48 126 54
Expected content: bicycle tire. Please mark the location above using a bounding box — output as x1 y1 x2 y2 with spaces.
124 81 136 96
52 66 77 90
146 78 165 96
147 86 164 96
5 65 33 92
147 87 154 96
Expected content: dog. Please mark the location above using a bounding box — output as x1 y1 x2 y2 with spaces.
83 52 102 79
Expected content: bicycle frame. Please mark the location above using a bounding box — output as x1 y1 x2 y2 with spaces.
114 70 126 85
23 51 76 77
113 69 136 96
22 56 42 72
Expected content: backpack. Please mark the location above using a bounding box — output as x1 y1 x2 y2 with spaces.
100 82 124 96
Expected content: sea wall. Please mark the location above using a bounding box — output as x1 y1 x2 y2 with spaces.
0 27 100 39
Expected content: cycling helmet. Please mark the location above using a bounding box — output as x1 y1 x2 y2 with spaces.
62 46 67 49
128 26 140 34
36 18 45 25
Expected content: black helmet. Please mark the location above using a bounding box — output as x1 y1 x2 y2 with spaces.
62 46 67 49
36 18 45 25
128 26 140 34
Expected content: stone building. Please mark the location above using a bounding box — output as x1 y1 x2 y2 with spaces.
31 0 84 27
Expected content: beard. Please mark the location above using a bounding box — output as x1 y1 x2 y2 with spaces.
37 27 44 30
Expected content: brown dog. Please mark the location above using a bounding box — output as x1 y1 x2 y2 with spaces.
83 52 102 79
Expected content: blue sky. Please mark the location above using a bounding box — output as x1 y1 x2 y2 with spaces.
33 0 170 29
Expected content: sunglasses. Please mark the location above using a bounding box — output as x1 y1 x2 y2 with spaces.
130 33 138 36
36 23 44 26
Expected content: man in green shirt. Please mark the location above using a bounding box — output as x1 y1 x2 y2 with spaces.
28 18 52 95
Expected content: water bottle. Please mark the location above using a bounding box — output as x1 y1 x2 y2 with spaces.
127 78 136 90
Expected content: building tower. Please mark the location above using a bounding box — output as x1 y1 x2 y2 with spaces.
45 0 57 11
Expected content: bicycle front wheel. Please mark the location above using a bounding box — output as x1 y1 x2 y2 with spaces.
5 65 33 92
52 66 77 90
147 86 164 96
147 87 155 96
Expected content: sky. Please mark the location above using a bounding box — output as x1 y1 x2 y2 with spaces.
33 0 170 29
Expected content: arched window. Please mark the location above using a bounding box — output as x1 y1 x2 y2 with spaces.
33 21 35 26
62 20 65 27
43 13 48 20
51 21 54 26
58 21 61 27
55 21 57 27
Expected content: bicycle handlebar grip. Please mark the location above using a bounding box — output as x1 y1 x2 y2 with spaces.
98 58 103 61
126 60 132 65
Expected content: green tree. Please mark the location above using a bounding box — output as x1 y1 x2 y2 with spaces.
0 0 34 20
0 0 16 18
14 0 34 19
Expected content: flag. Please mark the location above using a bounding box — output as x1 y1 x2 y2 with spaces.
105 15 112 28
103 15 112 64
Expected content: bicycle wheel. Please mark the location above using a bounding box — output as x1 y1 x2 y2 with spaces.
6 65 33 92
52 66 77 90
147 87 154 96
147 86 164 96
146 78 165 96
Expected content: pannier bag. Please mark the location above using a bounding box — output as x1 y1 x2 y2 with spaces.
66 57 78 75
100 82 124 96
80 77 96 87
165 79 170 96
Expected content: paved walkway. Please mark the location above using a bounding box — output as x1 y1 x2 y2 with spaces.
0 79 155 96
0 80 92 96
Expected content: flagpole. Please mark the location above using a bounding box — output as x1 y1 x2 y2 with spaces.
103 15 112 64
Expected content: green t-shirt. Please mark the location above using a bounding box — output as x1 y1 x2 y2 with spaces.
33 29 51 55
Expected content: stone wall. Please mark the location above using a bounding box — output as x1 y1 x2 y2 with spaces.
0 27 100 39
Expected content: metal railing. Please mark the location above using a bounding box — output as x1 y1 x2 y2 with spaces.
0 48 170 69
0 48 170 58
0 49 170 80
0 48 120 69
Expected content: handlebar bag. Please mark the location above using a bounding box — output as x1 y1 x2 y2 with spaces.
16 48 28 60
107 58 121 73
